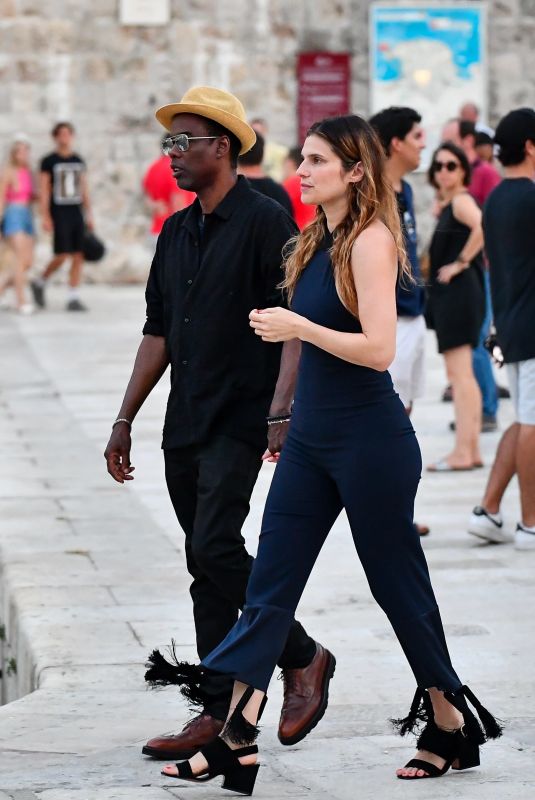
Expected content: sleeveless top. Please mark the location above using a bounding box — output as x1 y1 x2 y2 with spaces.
5 168 33 205
429 200 483 278
291 232 396 410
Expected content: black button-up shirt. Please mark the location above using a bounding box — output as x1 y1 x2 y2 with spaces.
143 176 298 450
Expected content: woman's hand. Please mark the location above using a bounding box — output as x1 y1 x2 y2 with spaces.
437 261 463 285
249 307 305 342
262 448 280 463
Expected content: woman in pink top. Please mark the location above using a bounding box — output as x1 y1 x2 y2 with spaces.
0 133 37 314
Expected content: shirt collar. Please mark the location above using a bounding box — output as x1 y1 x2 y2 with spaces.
211 175 252 220
180 175 252 236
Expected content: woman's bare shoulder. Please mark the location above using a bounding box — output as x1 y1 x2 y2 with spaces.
451 191 481 223
352 219 396 258
451 191 479 213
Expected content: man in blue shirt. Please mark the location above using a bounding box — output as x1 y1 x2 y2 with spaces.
370 107 428 533
370 107 426 410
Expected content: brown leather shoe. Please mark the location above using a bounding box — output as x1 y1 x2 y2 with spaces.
278 642 336 746
142 713 224 759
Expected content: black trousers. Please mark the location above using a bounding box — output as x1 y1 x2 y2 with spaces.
164 434 316 719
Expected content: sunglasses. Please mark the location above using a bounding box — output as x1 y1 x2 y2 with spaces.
432 159 460 173
162 133 219 155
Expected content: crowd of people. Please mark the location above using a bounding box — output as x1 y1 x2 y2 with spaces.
101 84 534 794
139 97 534 547
367 103 535 554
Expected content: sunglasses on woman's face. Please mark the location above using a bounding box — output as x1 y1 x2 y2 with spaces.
433 159 460 173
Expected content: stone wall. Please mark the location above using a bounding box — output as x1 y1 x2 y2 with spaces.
0 0 533 280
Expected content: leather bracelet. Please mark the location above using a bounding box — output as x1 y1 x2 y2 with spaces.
112 417 132 429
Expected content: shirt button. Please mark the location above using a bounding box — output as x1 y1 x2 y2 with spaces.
187 279 193 285
184 317 190 323
182 359 188 365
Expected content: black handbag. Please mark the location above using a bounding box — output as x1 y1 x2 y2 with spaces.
82 229 106 262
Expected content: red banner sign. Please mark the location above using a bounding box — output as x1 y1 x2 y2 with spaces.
297 52 351 144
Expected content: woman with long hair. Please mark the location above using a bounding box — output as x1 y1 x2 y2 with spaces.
147 116 501 792
427 142 486 471
0 134 36 314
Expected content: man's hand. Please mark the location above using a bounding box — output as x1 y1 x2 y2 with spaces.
103 335 169 483
264 419 291 462
104 422 135 483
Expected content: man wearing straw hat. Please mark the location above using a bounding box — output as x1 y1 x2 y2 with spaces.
104 87 333 760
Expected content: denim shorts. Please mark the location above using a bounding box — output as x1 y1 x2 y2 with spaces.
1 204 35 237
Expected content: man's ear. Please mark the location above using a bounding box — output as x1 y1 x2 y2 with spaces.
390 136 402 155
215 135 230 159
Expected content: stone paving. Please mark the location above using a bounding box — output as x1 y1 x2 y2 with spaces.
0 285 533 799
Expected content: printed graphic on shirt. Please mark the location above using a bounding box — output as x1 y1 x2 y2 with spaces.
402 207 417 245
52 162 84 205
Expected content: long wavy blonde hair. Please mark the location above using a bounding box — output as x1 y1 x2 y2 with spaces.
282 115 410 318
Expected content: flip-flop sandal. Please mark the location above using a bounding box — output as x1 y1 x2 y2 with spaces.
427 460 475 473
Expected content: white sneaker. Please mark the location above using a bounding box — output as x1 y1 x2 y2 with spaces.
468 506 512 544
514 524 535 551
18 303 35 316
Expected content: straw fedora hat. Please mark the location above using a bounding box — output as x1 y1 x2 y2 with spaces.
155 86 256 155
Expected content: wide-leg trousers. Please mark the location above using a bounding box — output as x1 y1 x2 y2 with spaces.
202 400 462 695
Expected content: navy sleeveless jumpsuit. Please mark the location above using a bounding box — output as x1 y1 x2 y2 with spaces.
202 236 461 695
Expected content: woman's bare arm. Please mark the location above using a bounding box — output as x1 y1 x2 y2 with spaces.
451 192 484 263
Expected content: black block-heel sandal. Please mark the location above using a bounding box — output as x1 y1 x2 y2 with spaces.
393 684 503 781
166 738 259 794
162 685 262 795
398 720 479 779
